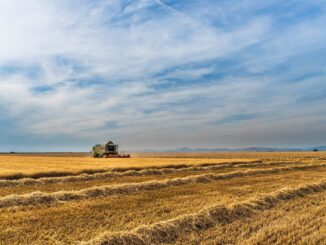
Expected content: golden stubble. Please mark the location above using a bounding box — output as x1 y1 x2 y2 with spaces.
0 152 325 244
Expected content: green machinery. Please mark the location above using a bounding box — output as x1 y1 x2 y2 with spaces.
91 141 130 158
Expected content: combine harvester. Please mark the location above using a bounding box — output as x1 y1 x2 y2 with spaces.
91 141 130 158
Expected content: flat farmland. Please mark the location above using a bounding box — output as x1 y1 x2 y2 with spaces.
0 154 255 178
0 152 325 244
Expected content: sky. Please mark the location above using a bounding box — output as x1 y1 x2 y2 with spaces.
0 0 326 152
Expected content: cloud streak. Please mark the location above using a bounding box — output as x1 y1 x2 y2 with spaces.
0 0 325 151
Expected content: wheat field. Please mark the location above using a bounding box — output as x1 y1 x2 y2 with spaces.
0 152 325 244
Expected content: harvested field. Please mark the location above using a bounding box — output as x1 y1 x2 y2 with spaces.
0 155 256 177
0 152 325 244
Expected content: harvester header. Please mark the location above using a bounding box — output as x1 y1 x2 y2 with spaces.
91 141 130 158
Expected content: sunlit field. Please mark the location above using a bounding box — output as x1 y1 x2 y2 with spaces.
0 154 255 177
0 152 325 244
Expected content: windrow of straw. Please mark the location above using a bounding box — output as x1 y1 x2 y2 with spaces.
85 180 326 245
0 160 303 188
0 160 262 180
0 164 325 209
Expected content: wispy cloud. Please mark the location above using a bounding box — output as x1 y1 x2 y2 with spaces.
0 0 325 151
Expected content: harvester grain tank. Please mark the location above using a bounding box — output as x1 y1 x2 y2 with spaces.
91 141 130 158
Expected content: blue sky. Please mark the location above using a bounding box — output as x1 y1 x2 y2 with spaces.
0 0 326 151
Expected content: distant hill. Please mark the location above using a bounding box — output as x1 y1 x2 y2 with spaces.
142 146 326 152
171 147 304 152
313 146 326 151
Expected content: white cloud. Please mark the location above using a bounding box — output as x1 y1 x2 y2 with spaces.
0 0 325 150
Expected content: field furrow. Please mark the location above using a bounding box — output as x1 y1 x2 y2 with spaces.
0 168 325 244
0 160 304 187
176 188 326 245
0 161 310 197
0 156 258 178
0 164 325 208
1 153 325 244
85 180 326 244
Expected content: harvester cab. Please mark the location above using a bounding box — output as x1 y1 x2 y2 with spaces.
91 141 130 158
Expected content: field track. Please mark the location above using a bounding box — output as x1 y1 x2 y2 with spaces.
0 160 306 188
0 160 262 180
0 163 325 208
0 152 325 244
86 180 326 245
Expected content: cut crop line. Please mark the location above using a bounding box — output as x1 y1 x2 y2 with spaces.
0 160 261 180
0 161 305 188
84 180 326 245
0 164 325 209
